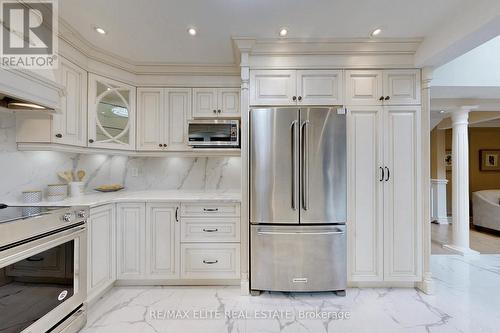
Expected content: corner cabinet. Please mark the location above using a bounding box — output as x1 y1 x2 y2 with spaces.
137 88 192 151
250 69 343 106
193 88 240 118
88 74 136 150
347 105 421 282
87 204 116 302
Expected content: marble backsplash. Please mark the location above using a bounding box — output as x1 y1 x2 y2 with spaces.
0 113 241 203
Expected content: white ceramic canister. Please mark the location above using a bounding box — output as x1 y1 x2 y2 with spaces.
22 190 42 203
69 181 85 197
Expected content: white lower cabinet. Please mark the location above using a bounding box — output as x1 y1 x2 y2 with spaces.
88 204 116 301
347 105 421 282
181 243 240 279
116 203 146 279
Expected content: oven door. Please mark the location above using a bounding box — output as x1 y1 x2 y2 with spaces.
0 224 87 333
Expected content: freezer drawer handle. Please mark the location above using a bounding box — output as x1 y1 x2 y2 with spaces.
203 208 219 212
202 228 218 232
203 259 219 264
257 231 345 236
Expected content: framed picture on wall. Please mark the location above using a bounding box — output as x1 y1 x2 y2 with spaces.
480 150 500 171
445 150 452 171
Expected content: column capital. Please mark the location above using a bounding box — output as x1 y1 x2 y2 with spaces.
421 66 434 89
450 105 478 125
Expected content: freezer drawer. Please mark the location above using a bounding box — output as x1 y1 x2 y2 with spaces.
251 225 346 292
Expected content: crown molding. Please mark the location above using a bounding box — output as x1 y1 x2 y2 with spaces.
58 18 239 76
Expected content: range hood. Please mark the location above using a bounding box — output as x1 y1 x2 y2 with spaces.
0 67 64 113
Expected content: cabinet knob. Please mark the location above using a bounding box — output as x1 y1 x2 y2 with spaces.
298 96 302 101
55 133 62 138
379 96 384 101
217 109 221 113
158 144 163 147
292 96 297 101
213 109 217 114
88 139 94 143
164 144 167 147
385 96 390 100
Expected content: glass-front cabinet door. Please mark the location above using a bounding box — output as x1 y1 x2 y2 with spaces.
88 74 136 150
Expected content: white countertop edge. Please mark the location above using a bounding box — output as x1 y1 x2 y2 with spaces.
4 190 242 208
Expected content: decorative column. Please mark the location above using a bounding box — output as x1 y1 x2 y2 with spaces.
443 107 479 256
417 67 435 295
431 179 449 223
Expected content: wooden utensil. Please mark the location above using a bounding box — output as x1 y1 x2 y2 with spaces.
77 170 86 181
57 172 69 183
64 171 73 182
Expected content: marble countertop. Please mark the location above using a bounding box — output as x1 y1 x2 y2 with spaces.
5 190 241 208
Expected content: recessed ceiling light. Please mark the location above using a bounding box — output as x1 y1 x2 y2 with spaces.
279 28 288 37
370 28 382 37
187 27 197 36
94 26 106 35
439 110 446 114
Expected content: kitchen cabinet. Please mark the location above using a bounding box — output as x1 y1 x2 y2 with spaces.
145 203 180 278
193 88 240 118
87 204 116 301
137 88 192 151
52 58 88 146
116 203 146 279
250 69 343 106
88 74 136 150
347 105 421 282
345 69 420 105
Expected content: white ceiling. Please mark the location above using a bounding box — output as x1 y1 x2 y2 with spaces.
59 0 466 65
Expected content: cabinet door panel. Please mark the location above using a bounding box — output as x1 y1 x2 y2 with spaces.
146 203 179 278
384 106 421 281
88 204 115 300
137 88 164 150
250 70 296 106
166 88 192 150
297 70 343 105
193 88 217 118
53 59 87 146
218 88 240 117
347 106 384 281
345 70 383 105
117 203 145 279
383 70 420 105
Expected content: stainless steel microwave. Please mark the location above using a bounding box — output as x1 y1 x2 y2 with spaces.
188 120 240 148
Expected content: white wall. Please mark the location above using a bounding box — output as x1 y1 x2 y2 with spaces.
0 113 240 203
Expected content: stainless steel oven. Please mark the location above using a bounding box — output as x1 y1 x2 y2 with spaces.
0 206 88 333
188 120 239 148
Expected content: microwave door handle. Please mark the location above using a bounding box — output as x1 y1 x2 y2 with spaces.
291 120 298 210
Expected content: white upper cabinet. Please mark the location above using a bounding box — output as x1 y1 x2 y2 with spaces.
250 70 297 106
383 70 421 105
296 70 343 105
193 88 240 118
346 69 420 105
345 70 383 105
250 69 343 106
88 74 136 150
166 88 192 150
137 88 164 150
53 58 88 146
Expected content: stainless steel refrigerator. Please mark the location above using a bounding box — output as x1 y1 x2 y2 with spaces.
250 107 347 294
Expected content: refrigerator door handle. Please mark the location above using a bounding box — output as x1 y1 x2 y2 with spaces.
301 120 310 210
291 120 298 210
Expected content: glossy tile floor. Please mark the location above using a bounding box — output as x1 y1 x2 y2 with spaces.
82 255 500 333
431 223 500 254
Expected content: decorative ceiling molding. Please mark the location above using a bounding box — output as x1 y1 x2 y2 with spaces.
58 18 240 76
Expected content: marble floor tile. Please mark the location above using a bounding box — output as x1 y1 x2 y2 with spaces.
81 255 500 333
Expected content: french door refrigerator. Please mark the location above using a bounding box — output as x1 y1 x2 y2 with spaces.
250 107 347 293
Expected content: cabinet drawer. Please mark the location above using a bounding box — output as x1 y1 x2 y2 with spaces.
181 243 240 279
181 218 240 242
180 202 240 217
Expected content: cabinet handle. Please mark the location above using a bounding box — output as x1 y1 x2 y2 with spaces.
385 167 390 181
379 167 384 182
26 256 44 262
217 109 221 113
88 139 94 143
203 228 218 232
175 207 179 222
213 109 217 114
203 259 218 264
203 208 219 212
385 96 390 100
292 96 297 101
298 96 302 101
379 96 384 101
55 133 62 138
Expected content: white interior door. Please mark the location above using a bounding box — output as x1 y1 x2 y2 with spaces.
250 70 297 106
146 203 180 278
345 70 383 105
137 88 164 150
383 106 421 281
166 88 192 150
296 70 343 105
347 106 384 281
